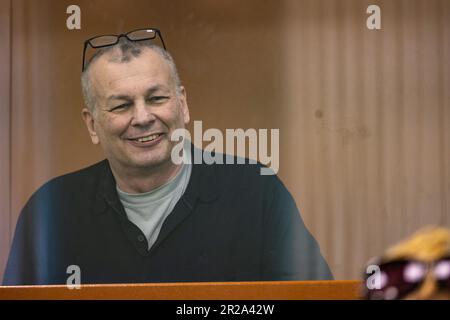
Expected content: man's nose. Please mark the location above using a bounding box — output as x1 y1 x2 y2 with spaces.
130 101 155 126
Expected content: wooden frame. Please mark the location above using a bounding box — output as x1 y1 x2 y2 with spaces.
0 280 362 300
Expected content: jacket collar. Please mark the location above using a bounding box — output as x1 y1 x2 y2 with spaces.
93 143 219 215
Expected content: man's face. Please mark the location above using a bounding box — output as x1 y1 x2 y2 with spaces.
82 48 189 172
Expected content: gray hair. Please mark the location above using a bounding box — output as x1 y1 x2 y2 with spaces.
81 38 181 114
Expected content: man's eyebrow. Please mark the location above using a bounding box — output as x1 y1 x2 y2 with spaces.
107 94 132 101
145 85 169 96
106 85 170 102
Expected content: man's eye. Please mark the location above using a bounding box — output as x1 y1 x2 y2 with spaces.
148 96 169 104
110 103 131 111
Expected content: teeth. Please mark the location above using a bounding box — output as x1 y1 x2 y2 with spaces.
137 134 160 142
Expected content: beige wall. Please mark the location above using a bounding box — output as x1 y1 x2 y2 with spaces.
0 0 449 281
0 0 11 286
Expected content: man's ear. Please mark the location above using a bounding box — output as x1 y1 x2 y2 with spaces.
178 86 190 125
81 108 100 145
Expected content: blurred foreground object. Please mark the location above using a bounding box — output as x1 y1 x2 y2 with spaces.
363 226 450 300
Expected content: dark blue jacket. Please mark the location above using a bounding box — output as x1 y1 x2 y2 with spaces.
3 152 332 285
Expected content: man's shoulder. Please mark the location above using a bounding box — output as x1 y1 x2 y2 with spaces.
43 159 107 187
28 159 108 204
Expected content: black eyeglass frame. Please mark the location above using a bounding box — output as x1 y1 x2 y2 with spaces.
81 28 166 72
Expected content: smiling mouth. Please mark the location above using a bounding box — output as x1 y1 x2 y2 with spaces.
129 133 163 142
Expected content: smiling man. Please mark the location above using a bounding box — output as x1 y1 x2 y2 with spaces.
81 43 189 194
3 29 332 285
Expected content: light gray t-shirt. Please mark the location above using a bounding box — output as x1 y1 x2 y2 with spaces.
117 163 192 250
